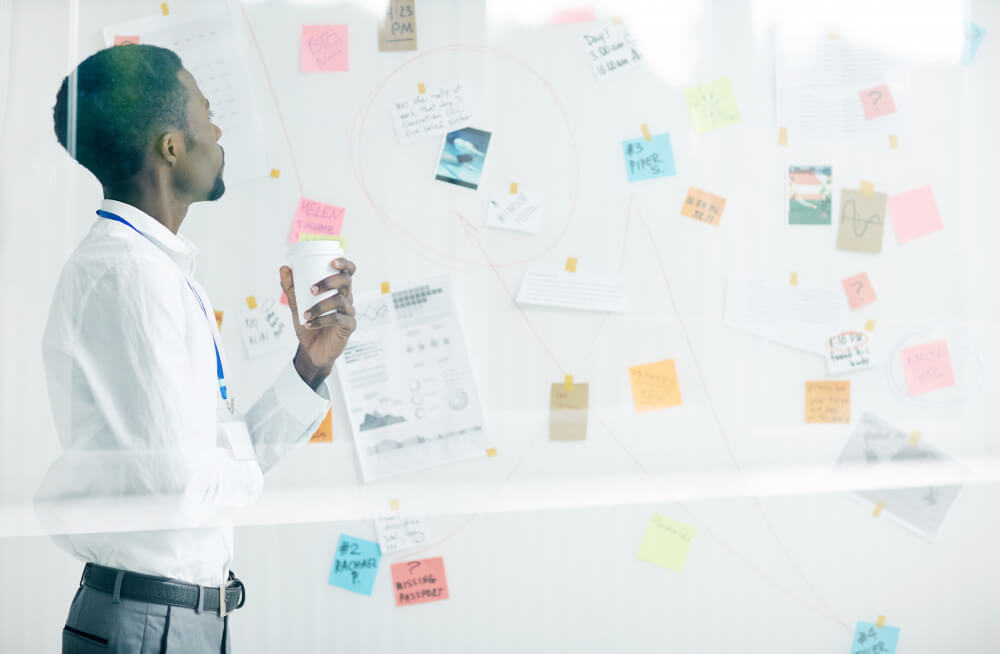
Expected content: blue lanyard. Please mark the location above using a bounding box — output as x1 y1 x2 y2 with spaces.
97 210 229 401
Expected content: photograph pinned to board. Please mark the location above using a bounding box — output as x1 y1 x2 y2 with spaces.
434 127 492 190
786 165 832 225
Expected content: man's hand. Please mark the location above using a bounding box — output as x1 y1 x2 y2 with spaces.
279 258 357 391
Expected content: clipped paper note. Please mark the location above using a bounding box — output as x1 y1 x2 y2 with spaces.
841 273 877 310
581 21 642 79
859 84 895 119
901 339 956 396
684 77 740 133
637 514 696 571
805 380 851 423
328 534 381 596
628 360 682 413
391 557 449 606
887 185 943 244
962 21 986 66
240 296 288 358
850 621 900 654
380 0 417 51
680 187 726 226
486 186 543 233
375 512 431 555
550 382 589 440
309 409 333 443
837 188 887 253
301 25 348 72
288 198 345 244
826 331 874 375
622 133 675 182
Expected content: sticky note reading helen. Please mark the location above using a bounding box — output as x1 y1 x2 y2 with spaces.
391 557 449 607
288 198 345 243
328 534 381 596
637 513 696 571
901 339 956 396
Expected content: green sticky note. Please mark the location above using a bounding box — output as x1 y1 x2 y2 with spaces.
637 513 696 571
684 77 740 134
299 233 347 252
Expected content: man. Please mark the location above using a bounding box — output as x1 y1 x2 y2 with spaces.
37 44 356 652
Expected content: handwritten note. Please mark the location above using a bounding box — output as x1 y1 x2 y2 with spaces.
837 188 887 253
628 360 682 413
887 185 943 244
962 21 986 66
301 25 348 72
841 272 877 310
240 296 288 358
637 514 696 571
380 0 417 52
375 512 431 555
288 198 345 244
622 133 675 182
902 339 956 396
391 557 449 607
391 81 474 143
684 77 740 133
680 187 726 226
308 409 333 443
850 621 900 654
826 331 874 375
550 382 589 440
805 381 851 423
328 534 381 595
486 187 543 233
580 21 642 79
859 84 896 119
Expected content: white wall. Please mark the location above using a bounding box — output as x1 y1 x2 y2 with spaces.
2 0 999 651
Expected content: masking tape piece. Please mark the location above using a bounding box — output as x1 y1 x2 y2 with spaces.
270 168 280 178
876 615 886 629
777 126 788 146
389 498 400 512
161 3 169 16
640 123 651 142
509 182 518 195
612 15 624 24
417 82 425 94
873 501 885 517
908 430 922 447
381 281 390 294
213 310 224 329
860 180 875 197
889 134 898 149
486 447 497 458
865 318 876 332
789 272 798 286
828 29 840 40
246 296 257 310
565 257 578 273
564 374 574 392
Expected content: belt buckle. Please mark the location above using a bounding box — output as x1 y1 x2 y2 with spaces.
218 583 230 617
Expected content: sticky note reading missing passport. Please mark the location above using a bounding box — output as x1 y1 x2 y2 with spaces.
887 185 943 244
841 273 877 310
680 187 726 226
805 381 851 423
550 382 588 440
308 409 333 443
392 557 449 607
637 514 696 572
301 25 349 72
328 534 381 596
375 512 431 555
901 339 956 396
288 198 345 244
850 620 900 654
380 0 417 52
684 77 740 133
622 133 676 182
580 21 643 80
391 81 474 143
628 360 682 413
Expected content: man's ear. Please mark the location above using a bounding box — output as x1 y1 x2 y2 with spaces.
155 130 182 167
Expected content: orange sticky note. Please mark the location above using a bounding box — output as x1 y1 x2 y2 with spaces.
509 182 518 195
486 447 497 457
841 272 877 310
114 35 140 46
309 409 333 443
301 25 349 72
873 501 885 517
680 187 726 227
160 3 169 16
389 498 400 512
391 557 449 607
889 134 898 149
565 257 578 273
213 310 224 330
246 296 258 310
381 281 391 294
640 123 651 142
270 168 281 178
777 126 788 146
805 380 851 423
628 359 682 413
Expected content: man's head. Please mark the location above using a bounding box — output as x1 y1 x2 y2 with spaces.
53 44 225 203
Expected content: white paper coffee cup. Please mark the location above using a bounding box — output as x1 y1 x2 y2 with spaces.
286 240 345 325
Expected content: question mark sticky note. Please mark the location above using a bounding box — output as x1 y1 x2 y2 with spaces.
391 557 449 606
637 513 696 571
328 534 381 595
841 272 877 310
859 84 896 119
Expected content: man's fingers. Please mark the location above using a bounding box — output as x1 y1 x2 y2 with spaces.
312 270 353 294
279 265 299 315
304 312 357 332
332 257 357 276
302 293 355 321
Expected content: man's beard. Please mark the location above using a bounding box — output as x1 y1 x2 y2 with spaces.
207 148 226 201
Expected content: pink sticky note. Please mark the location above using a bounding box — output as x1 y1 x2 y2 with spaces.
114 35 140 45
859 84 896 119
548 7 597 24
888 185 943 244
391 557 449 607
288 198 345 244
902 339 956 396
841 272 877 310
301 25 348 72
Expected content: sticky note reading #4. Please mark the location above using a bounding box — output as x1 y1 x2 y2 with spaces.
887 185 943 244
391 82 473 143
637 514 696 571
622 133 675 182
580 21 642 80
391 557 449 607
902 339 956 396
288 198 345 244
301 25 348 72
486 187 543 233
628 360 682 413
328 534 381 596
850 621 900 654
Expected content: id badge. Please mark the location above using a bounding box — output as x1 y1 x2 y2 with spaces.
218 402 256 461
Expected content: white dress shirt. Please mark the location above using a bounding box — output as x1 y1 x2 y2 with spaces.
36 199 331 586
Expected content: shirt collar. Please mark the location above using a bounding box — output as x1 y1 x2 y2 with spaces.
99 199 199 275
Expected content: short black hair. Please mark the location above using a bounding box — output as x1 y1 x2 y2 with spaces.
53 44 190 187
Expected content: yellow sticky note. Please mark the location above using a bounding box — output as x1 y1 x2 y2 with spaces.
628 360 682 413
789 272 798 286
509 182 518 195
486 447 497 458
389 498 401 512
270 168 281 178
873 501 885 517
860 180 876 197
640 123 651 142
865 318 876 332
637 513 696 572
246 295 257 310
778 126 788 146
213 309 224 330
889 134 898 149
684 77 740 133
308 409 333 443
680 187 726 227
417 82 425 94
550 383 588 441
876 615 886 628
161 2 169 16
565 257 578 273
805 380 851 423
564 374 573 392
381 281 390 294
908 430 922 447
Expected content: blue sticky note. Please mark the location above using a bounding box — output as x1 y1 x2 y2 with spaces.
850 621 900 654
328 534 381 595
622 133 676 182
961 21 986 66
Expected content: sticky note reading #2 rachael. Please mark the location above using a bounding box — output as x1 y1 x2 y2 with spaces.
328 534 381 596
622 133 675 182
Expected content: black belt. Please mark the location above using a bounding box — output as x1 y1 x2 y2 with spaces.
81 563 246 617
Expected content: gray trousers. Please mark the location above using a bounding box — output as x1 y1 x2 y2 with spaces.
62 582 231 653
